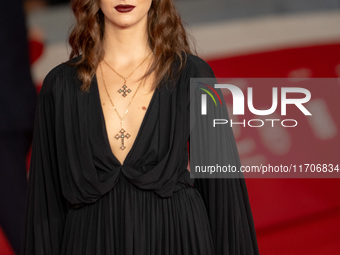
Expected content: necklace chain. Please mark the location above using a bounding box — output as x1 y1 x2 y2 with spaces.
99 62 144 124
103 51 153 81
99 53 153 150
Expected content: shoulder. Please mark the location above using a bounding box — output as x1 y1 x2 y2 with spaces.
173 53 215 99
39 56 81 94
185 53 215 78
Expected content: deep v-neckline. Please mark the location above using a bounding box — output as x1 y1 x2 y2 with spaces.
93 75 157 166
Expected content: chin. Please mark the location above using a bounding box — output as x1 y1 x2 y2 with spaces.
112 17 137 28
116 22 135 29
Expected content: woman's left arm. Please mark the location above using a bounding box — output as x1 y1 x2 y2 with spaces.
188 55 260 254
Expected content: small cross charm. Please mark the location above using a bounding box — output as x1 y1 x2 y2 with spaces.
115 128 130 150
117 84 132 97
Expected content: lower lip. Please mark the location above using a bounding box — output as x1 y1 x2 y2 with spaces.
115 6 135 13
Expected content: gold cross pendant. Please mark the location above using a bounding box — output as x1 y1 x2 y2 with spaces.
115 128 130 150
117 84 132 97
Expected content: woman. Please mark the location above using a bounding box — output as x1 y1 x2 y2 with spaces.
23 0 260 254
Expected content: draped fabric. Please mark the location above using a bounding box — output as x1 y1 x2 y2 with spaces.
189 62 259 255
22 53 259 255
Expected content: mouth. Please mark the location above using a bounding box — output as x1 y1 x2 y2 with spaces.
114 4 136 13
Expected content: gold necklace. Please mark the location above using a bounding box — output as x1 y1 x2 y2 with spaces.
103 51 153 97
99 62 147 150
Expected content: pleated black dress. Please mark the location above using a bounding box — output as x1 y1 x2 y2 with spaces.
22 53 260 255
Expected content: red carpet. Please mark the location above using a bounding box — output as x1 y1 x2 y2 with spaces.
1 42 339 255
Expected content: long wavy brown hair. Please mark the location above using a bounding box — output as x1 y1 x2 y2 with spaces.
68 0 195 93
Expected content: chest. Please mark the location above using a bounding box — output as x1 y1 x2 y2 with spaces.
96 69 157 165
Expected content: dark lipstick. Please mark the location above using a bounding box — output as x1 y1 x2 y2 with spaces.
115 4 135 13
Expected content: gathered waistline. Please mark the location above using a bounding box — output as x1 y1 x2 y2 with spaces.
66 180 194 210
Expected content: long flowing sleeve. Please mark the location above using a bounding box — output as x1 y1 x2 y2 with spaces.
22 69 67 255
188 55 260 255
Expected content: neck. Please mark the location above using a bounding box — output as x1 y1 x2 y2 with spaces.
102 17 151 65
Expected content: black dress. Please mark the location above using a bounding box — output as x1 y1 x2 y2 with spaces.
22 53 260 255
